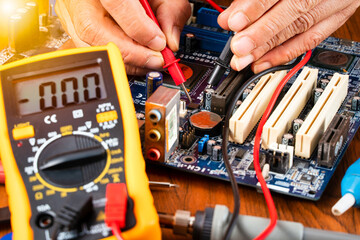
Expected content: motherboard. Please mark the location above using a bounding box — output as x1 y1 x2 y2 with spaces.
129 2 360 200
1 1 359 201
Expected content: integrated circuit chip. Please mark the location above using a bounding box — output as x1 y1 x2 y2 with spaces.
309 48 354 71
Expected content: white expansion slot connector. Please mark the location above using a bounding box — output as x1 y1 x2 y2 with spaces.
262 67 318 149
295 73 348 158
229 70 287 144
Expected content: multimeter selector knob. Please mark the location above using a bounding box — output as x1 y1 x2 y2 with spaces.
37 135 107 187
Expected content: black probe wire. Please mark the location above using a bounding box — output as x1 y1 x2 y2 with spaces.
221 55 303 240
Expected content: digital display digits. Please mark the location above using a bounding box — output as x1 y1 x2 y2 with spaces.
14 64 107 115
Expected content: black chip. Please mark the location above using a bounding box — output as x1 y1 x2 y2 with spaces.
309 48 354 71
235 148 247 159
299 174 315 184
162 61 209 90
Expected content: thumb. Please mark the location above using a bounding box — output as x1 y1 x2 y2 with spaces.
152 0 191 51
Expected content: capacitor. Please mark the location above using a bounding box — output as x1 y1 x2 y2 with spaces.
203 88 214 111
185 33 197 53
320 79 330 89
282 133 294 146
292 118 304 135
8 14 26 53
314 88 324 104
248 82 256 90
146 71 163 99
207 140 216 155
212 145 222 161
351 96 360 111
242 88 251 101
189 111 222 136
25 2 40 45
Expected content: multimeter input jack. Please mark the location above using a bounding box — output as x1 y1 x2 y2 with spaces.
148 129 161 142
148 109 162 123
147 148 161 161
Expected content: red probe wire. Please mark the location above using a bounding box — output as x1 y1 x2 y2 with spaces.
139 0 192 102
252 50 312 240
203 0 224 13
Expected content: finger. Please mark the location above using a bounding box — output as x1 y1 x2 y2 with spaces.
151 0 191 51
251 1 359 73
218 0 279 32
250 0 355 62
55 0 90 47
65 0 164 70
100 0 166 51
125 65 149 76
230 0 321 57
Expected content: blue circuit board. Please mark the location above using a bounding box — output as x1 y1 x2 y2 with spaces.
128 35 360 200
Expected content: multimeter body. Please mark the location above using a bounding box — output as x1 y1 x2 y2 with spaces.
0 43 160 239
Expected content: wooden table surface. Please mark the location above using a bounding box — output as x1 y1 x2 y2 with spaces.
1 1 360 239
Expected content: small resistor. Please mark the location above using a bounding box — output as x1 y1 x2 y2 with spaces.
212 145 222 161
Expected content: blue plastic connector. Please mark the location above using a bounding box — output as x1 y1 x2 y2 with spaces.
198 135 210 153
332 158 360 215
197 7 221 28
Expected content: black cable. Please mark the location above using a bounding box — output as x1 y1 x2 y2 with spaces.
221 55 303 240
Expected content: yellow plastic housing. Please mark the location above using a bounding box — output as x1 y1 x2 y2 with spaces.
0 43 161 240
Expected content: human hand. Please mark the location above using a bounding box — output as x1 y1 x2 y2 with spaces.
218 0 360 73
55 0 191 75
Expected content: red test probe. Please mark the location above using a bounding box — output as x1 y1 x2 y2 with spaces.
139 0 192 102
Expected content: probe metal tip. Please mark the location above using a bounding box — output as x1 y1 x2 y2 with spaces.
149 181 179 189
180 83 192 103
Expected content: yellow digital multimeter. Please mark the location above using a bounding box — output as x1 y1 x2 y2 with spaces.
0 43 161 240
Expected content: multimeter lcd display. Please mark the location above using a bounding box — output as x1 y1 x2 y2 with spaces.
14 64 107 115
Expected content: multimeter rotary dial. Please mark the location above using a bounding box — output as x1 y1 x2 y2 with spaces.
34 132 110 188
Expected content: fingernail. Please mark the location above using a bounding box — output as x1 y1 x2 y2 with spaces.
172 26 181 50
232 36 256 56
253 62 272 73
228 11 249 32
232 54 254 71
148 36 166 51
144 55 164 69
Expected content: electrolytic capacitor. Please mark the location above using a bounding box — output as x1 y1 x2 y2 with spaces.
203 88 214 111
314 88 324 104
282 133 294 146
242 88 251 101
185 33 197 53
351 96 360 111
320 79 330 89
292 118 304 135
25 2 40 46
8 14 25 53
207 140 216 155
146 71 163 99
212 145 222 161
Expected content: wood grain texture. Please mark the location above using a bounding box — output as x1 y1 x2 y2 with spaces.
1 1 360 239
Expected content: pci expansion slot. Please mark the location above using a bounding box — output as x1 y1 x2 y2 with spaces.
295 73 348 158
229 70 287 144
262 67 318 149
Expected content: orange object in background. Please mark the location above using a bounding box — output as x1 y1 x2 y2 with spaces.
0 162 4 184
